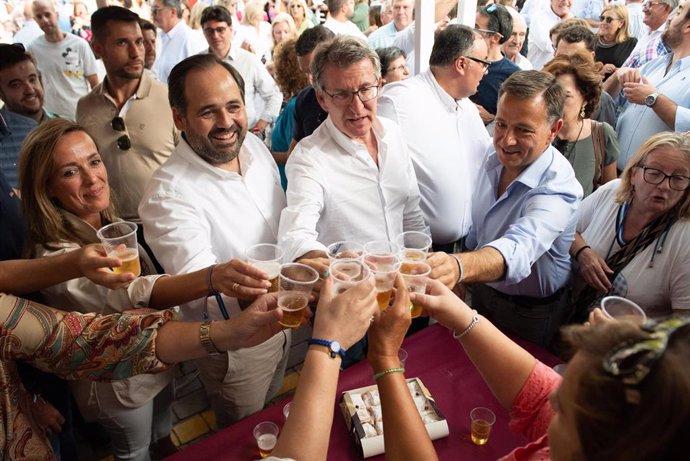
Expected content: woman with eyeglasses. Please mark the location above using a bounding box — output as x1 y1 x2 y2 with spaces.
570 131 690 321
595 4 638 79
17 119 276 461
376 46 409 84
404 278 690 461
544 51 619 197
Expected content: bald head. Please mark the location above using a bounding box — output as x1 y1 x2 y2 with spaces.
32 0 61 39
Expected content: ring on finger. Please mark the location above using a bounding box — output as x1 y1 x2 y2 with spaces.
232 282 241 292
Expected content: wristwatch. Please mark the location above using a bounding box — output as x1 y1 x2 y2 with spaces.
645 92 659 107
308 338 346 360
199 321 222 355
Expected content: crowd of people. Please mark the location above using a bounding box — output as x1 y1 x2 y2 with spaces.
1 0 689 460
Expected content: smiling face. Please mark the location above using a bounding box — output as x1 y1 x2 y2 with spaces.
494 93 562 176
503 14 526 59
392 0 413 31
316 58 380 144
173 64 248 168
643 0 670 30
662 2 689 50
0 59 44 119
92 20 145 80
598 10 624 42
631 147 690 218
49 131 110 227
32 1 59 36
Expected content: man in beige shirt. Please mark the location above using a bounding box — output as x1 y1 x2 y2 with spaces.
77 6 178 222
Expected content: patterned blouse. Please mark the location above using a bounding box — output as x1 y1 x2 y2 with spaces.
0 294 173 461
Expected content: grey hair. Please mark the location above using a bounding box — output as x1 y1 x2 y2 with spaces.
311 36 381 92
161 0 183 18
662 0 680 12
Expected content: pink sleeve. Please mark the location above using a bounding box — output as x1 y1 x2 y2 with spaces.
508 361 561 442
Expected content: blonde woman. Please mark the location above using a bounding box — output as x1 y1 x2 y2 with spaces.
595 4 637 78
288 0 312 35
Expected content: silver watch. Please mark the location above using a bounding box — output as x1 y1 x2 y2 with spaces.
645 92 659 107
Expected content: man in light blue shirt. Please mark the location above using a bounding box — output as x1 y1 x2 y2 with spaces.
434 71 583 349
608 2 690 170
367 0 413 49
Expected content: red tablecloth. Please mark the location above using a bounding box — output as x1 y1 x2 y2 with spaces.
167 323 559 461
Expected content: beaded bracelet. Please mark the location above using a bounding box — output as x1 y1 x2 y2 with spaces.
373 367 405 381
452 310 479 340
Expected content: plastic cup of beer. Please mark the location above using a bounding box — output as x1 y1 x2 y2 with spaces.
601 296 647 322
96 221 141 276
327 240 364 263
278 263 319 328
253 421 279 458
395 231 432 258
246 243 283 293
470 407 496 446
330 259 371 294
399 261 431 318
363 253 399 311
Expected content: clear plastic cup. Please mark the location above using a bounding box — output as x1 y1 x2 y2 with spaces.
96 221 141 276
601 296 647 321
253 421 279 458
246 243 283 293
278 263 319 328
470 407 496 446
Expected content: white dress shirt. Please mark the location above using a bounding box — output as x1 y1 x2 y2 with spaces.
526 6 561 70
218 46 283 127
139 133 286 321
378 69 492 245
154 20 207 84
323 17 367 39
278 116 428 263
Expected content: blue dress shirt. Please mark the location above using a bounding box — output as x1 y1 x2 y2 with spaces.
467 145 583 297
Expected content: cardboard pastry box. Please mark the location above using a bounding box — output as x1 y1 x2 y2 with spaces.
340 378 449 458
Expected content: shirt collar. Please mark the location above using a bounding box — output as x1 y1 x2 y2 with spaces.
175 135 253 180
162 20 186 40
423 69 462 112
486 144 556 190
322 116 385 157
60 209 101 244
0 111 8 135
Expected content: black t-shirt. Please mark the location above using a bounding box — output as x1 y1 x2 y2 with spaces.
0 169 25 261
471 57 521 115
596 38 638 78
293 86 328 142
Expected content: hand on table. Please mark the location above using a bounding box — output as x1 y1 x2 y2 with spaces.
79 244 135 289
312 276 377 350
367 274 411 367
213 259 272 299
427 252 459 290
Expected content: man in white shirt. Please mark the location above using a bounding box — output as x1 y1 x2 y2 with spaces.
201 6 282 134
139 54 289 427
12 2 43 47
278 35 427 272
503 8 533 70
626 0 647 40
151 0 206 83
27 0 98 119
527 0 573 70
378 25 491 254
323 0 367 39
367 0 413 49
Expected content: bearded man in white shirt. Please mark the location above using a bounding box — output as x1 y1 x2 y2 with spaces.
278 35 428 278
139 54 289 428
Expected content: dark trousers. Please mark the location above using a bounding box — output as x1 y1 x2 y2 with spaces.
471 284 571 352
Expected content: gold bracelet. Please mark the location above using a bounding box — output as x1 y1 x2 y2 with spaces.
373 367 405 381
199 321 222 355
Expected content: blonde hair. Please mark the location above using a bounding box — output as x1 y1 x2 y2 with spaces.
271 12 298 44
18 119 118 254
243 0 265 26
600 4 631 43
188 1 207 29
616 131 690 219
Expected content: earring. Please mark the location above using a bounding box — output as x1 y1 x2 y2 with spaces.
580 104 586 119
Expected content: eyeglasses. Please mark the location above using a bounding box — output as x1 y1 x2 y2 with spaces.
203 25 228 36
474 27 503 39
150 6 168 16
321 82 380 106
386 63 408 74
603 317 690 404
642 1 664 9
636 165 690 191
599 15 618 23
462 55 491 74
111 116 131 151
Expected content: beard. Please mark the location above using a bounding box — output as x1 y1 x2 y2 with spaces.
662 25 682 49
185 126 247 165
